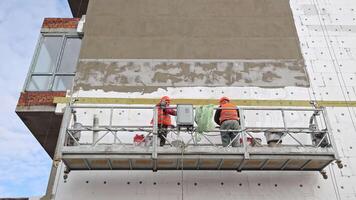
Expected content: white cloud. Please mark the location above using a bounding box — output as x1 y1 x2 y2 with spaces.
0 0 71 197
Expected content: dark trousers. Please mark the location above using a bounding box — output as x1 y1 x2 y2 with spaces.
220 120 240 147
158 124 168 146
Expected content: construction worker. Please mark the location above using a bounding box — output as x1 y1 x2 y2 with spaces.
214 97 240 147
153 96 176 146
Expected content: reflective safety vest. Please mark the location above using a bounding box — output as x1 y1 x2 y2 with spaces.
219 103 239 124
157 106 172 126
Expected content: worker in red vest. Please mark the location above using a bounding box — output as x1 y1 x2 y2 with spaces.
214 97 240 147
153 96 177 146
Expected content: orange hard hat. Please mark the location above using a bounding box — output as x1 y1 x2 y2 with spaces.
160 96 171 103
219 96 230 103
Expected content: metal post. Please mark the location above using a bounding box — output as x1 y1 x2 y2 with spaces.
109 107 113 128
152 106 158 171
313 111 321 146
152 106 158 159
93 114 99 146
281 110 287 130
109 107 116 144
322 107 340 160
313 112 320 131
309 113 317 146
239 109 249 159
41 105 72 200
276 110 288 145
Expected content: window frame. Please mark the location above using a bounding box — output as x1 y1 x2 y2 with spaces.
24 33 82 91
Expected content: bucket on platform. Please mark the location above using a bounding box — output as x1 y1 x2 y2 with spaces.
240 137 262 147
133 134 145 146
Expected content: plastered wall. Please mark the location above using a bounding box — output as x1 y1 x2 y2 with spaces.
73 0 308 91
80 0 302 60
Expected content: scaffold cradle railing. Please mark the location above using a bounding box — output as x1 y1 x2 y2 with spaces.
56 104 343 179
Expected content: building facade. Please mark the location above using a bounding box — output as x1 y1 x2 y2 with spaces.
16 0 356 199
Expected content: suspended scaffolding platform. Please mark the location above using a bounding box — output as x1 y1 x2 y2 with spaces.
56 104 341 174
62 145 335 171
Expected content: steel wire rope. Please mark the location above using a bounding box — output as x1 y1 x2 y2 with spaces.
180 138 186 200
311 0 356 131
329 164 342 200
40 112 57 199
291 0 337 197
178 128 197 200
303 1 342 198
48 23 87 197
53 161 64 200
305 0 348 199
312 0 355 171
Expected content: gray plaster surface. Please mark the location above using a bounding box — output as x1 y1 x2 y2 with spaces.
80 0 302 60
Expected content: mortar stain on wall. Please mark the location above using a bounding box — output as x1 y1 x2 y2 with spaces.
75 59 309 93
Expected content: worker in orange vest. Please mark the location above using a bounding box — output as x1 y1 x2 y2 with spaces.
214 97 240 147
153 96 177 146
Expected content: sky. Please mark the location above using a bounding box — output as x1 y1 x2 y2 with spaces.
0 0 72 197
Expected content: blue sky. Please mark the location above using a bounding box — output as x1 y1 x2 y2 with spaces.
0 0 72 197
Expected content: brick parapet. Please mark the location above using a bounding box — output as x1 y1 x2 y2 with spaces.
42 18 80 29
17 91 66 106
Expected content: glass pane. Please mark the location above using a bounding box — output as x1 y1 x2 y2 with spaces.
52 75 74 91
58 38 81 73
33 37 62 73
27 76 51 91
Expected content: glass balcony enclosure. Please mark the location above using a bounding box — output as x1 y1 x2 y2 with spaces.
25 34 81 91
